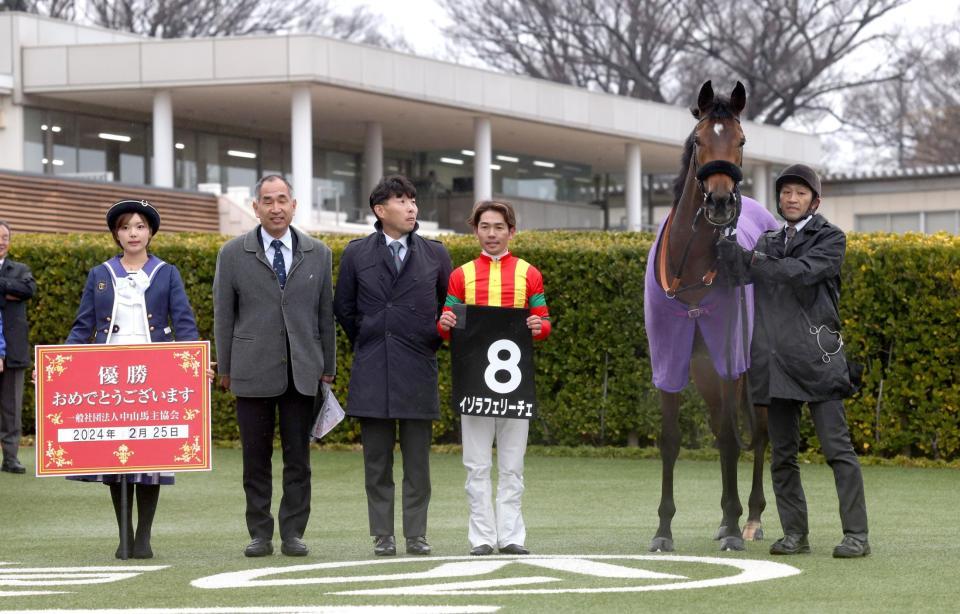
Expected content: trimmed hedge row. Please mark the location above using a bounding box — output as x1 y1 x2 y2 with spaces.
12 230 960 459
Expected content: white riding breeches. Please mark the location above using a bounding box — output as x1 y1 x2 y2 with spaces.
461 414 529 548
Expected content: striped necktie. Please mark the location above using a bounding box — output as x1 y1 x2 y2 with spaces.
785 226 797 248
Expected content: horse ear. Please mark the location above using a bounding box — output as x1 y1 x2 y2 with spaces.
697 80 715 115
730 81 746 116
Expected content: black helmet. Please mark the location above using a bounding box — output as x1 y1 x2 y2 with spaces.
775 165 821 219
106 199 161 235
776 164 821 199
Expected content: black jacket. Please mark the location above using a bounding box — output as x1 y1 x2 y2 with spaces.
0 258 37 369
748 214 855 404
334 224 452 419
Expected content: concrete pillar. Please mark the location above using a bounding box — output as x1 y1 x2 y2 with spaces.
362 121 383 203
474 117 492 201
291 85 313 226
625 142 643 231
0 97 24 172
752 163 771 210
152 90 174 188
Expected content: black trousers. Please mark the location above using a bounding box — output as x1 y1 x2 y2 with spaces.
236 386 314 541
359 417 432 538
0 368 25 462
768 397 868 540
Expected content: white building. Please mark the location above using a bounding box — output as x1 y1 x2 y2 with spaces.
0 12 820 235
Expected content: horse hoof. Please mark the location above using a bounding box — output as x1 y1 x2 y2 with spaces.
713 525 728 541
742 523 764 541
649 537 674 552
720 536 745 552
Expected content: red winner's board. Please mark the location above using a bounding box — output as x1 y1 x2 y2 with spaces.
34 341 211 477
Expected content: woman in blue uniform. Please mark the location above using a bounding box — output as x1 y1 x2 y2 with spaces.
67 200 201 559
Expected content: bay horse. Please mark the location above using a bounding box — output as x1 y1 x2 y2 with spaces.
644 80 777 552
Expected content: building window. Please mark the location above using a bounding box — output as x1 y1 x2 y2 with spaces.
855 211 960 234
24 107 150 183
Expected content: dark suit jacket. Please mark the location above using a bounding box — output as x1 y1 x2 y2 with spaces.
334 223 452 420
213 226 336 398
0 258 35 368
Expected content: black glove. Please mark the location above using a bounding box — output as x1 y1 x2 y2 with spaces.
717 235 753 286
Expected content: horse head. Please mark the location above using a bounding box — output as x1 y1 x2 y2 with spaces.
690 80 746 228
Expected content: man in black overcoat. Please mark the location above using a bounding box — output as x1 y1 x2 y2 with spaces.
0 221 37 475
717 164 870 558
334 175 452 556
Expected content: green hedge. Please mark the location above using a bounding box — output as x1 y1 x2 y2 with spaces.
12 230 960 460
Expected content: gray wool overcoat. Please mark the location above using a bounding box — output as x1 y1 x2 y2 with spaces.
213 226 336 398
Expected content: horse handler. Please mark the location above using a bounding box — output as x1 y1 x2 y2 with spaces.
438 200 551 556
716 164 869 558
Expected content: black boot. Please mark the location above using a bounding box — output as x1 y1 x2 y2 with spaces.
109 484 135 559
134 484 159 559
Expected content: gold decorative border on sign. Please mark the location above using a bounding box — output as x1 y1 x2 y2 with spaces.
46 412 64 425
172 350 202 377
174 436 202 464
183 408 199 420
44 354 73 382
45 441 73 468
113 444 135 465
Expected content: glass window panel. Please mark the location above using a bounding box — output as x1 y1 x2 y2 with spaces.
260 139 286 180
890 213 920 233
75 114 147 183
855 214 888 232
22 107 48 174
174 129 198 190
219 136 259 198
925 211 958 234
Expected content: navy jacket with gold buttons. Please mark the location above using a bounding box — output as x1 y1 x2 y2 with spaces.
66 255 199 345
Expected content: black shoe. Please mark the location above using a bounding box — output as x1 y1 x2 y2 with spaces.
833 536 870 558
498 544 530 555
769 534 810 555
281 536 309 557
470 544 495 556
1 458 25 474
406 536 432 555
244 538 274 557
373 535 396 556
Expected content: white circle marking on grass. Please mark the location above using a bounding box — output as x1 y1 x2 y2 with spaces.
192 554 801 595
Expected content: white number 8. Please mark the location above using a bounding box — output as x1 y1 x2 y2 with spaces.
484 339 522 394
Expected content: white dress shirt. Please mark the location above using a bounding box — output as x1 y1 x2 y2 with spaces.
261 226 293 275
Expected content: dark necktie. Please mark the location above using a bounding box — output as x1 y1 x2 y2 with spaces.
785 226 797 249
389 241 403 273
271 239 287 289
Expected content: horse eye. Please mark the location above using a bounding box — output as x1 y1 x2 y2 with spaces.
740 139 746 147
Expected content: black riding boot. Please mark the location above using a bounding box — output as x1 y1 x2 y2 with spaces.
134 484 160 559
109 484 135 559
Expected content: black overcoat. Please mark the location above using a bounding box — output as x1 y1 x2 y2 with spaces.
0 259 37 369
748 214 855 404
334 223 452 419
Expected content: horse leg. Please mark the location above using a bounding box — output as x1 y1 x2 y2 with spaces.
650 390 681 552
690 338 734 543
743 404 768 541
716 387 745 551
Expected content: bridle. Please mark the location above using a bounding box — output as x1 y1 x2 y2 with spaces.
660 118 746 300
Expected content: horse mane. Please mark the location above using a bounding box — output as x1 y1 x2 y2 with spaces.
671 95 738 207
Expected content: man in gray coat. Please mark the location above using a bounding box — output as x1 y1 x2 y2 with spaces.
0 221 36 475
334 175 452 557
214 175 336 558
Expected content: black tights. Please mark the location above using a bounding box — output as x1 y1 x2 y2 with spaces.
109 483 160 559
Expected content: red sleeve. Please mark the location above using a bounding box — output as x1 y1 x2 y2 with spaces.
438 267 465 341
526 266 551 341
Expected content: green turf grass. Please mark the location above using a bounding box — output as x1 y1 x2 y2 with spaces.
1 447 956 613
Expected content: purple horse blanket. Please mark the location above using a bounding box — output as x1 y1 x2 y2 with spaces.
644 196 779 392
